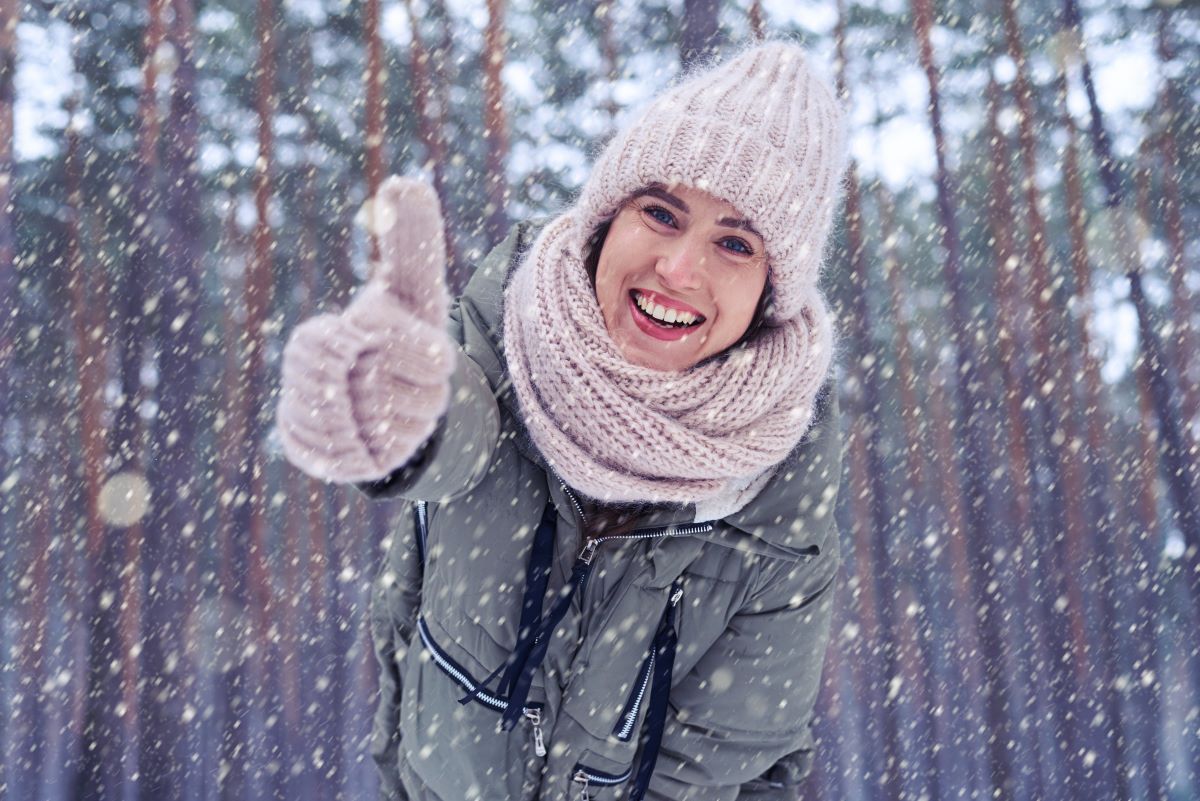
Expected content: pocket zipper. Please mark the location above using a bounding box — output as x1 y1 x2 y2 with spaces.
572 764 632 800
612 585 683 741
523 706 546 756
416 616 547 754
614 652 654 741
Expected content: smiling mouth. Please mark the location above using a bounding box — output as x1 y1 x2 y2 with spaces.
630 290 705 328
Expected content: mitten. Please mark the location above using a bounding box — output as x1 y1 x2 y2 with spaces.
276 176 456 483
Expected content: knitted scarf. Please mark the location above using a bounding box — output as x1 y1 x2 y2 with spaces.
502 211 836 517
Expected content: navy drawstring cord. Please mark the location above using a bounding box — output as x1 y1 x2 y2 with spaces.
449 491 685 799
628 577 684 801
458 501 557 707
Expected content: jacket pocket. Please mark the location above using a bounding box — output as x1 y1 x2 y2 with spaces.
415 615 549 757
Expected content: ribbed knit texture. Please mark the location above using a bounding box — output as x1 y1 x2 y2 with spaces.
502 41 847 509
574 41 848 323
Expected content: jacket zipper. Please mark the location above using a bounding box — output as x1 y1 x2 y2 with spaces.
557 479 588 527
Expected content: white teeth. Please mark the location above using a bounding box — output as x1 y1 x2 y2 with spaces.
633 291 700 326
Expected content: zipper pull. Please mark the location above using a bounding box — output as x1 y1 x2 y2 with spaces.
523 706 546 757
578 539 599 565
572 770 591 800
669 586 684 607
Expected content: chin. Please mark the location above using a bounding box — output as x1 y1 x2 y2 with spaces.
621 342 698 372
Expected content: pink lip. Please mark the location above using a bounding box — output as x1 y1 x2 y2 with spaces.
632 288 705 319
627 293 700 341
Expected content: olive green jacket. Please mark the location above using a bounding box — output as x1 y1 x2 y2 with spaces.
361 220 843 801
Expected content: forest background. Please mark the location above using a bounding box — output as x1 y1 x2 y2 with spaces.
1 0 1197 799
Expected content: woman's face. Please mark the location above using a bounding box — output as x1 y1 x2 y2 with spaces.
594 182 769 372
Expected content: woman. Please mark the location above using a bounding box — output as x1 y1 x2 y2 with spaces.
277 40 848 801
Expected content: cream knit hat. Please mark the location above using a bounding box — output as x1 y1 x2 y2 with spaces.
572 40 849 323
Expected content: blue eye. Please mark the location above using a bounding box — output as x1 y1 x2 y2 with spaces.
643 205 677 227
721 238 754 256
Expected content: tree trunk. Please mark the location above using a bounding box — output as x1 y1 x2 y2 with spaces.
997 3 1119 793
1060 0 1200 592
841 164 904 801
983 76 1056 801
911 1 1013 794
841 372 892 797
135 0 205 795
1153 10 1199 443
748 0 765 41
364 0 386 263
680 0 722 70
400 0 460 290
482 0 509 248
0 6 16 786
216 202 256 801
597 1 619 127
242 0 286 795
0 0 17 523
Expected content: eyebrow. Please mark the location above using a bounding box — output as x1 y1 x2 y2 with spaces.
632 184 762 239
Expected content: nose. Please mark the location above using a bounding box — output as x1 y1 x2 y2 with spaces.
654 239 704 292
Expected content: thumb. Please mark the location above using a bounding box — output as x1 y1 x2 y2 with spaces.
369 175 449 325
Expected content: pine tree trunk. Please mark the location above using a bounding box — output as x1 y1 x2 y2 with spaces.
911 1 1013 793
877 188 970 801
216 204 254 801
364 0 386 263
1055 67 1153 800
401 0 460 290
924 351 1002 797
244 0 287 795
997 4 1123 794
1154 10 1199 443
597 1 619 127
0 1 19 788
983 77 1055 801
748 0 765 41
0 0 16 503
841 373 892 797
842 164 905 801
1060 0 1200 591
482 0 509 248
1130 349 1172 800
135 0 205 794
680 0 721 70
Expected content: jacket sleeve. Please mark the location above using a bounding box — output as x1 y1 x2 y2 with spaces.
646 545 842 801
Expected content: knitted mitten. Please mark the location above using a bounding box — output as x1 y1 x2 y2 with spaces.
276 177 456 483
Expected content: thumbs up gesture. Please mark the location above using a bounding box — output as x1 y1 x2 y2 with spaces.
276 177 457 483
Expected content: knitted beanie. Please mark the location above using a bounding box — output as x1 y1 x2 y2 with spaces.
571 40 849 323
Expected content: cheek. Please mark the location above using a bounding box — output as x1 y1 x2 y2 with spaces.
716 273 766 330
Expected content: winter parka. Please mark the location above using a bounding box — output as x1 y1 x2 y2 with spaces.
360 219 844 801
